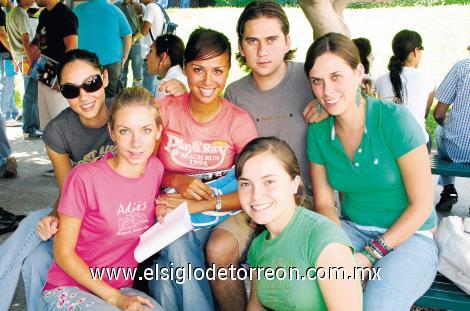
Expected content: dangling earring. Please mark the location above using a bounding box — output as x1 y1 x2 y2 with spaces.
356 87 363 107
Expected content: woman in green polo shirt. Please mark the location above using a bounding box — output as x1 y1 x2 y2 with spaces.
305 33 438 310
236 137 362 311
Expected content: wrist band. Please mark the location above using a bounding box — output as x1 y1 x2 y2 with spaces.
213 188 222 211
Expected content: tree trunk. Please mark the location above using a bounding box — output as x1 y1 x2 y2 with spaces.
299 0 392 39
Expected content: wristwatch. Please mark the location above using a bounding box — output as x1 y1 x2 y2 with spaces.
213 189 222 211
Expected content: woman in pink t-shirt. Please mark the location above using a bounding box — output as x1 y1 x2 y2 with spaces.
42 88 165 310
148 28 258 311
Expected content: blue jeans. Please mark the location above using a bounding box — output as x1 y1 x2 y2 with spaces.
142 61 158 97
121 41 143 87
0 208 53 311
0 52 18 120
341 219 438 311
436 126 455 185
0 114 12 176
43 286 164 310
149 229 214 311
21 75 40 134
181 0 190 8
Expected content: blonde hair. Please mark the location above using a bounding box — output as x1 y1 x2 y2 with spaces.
109 87 162 129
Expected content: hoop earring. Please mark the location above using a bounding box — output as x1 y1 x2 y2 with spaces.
356 87 363 107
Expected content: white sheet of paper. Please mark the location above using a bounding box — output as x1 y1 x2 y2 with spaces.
134 202 193 263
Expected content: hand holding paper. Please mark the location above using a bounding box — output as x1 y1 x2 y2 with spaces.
134 202 193 263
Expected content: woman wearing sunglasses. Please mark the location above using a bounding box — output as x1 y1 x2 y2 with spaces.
0 49 117 310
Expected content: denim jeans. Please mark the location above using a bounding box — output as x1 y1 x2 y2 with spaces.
149 229 214 311
142 61 158 97
121 41 143 87
0 114 12 176
0 208 53 311
103 61 123 99
43 286 164 310
0 52 18 120
22 75 40 134
181 0 190 8
436 126 455 185
340 219 438 311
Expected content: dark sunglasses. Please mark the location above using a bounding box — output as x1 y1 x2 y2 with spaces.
60 74 103 99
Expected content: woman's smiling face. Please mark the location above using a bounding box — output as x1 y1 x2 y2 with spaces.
185 52 230 107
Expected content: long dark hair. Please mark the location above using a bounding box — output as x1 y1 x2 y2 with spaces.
388 29 423 104
353 38 372 74
58 49 103 82
155 34 185 68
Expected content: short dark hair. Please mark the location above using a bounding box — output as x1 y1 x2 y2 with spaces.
353 37 372 74
58 49 102 82
236 1 295 70
155 34 185 68
184 28 231 66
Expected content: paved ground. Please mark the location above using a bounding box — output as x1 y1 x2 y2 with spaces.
1 126 469 310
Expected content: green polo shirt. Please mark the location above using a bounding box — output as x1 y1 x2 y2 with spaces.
307 97 437 230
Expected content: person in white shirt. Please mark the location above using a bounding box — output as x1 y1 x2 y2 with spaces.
146 34 188 99
375 29 435 151
140 0 165 95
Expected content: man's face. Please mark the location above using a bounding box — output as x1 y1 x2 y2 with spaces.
239 17 291 78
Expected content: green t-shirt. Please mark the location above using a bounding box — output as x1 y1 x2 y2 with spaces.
248 208 352 311
307 97 437 230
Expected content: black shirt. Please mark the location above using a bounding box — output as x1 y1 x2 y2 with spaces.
0 9 10 54
34 3 78 62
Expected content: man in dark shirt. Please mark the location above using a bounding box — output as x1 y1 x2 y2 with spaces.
31 0 78 130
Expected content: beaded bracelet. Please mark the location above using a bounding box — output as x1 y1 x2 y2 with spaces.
360 248 377 265
360 236 394 265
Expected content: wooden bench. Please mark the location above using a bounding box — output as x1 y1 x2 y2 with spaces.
415 273 470 310
430 154 470 178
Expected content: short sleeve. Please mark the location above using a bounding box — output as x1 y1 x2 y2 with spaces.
18 12 29 36
307 124 325 165
116 8 132 36
247 233 265 268
58 167 89 219
435 64 458 104
382 105 425 159
143 4 156 22
306 219 353 266
43 118 69 155
231 111 258 154
61 9 79 38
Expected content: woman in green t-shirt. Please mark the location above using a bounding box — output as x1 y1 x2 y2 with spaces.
304 33 438 310
235 137 362 311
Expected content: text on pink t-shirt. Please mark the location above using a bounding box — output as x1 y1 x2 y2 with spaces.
157 93 258 174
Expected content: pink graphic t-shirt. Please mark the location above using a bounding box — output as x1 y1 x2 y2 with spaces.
157 93 258 174
45 153 164 291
